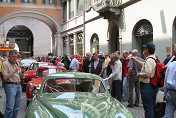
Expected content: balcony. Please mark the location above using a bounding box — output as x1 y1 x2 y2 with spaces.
93 0 122 19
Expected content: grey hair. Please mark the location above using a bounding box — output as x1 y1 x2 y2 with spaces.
110 53 120 60
131 49 139 56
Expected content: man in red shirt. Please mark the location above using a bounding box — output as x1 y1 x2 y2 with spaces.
55 57 61 65
121 51 129 102
76 54 83 72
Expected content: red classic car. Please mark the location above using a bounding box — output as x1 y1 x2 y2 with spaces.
22 62 53 91
26 65 66 105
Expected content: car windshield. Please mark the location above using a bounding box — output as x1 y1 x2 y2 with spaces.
36 68 66 77
30 63 50 70
21 59 37 67
42 78 106 93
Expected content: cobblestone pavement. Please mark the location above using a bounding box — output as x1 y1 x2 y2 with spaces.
0 86 175 118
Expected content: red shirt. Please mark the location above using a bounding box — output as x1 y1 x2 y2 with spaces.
55 60 61 65
77 58 83 71
123 59 129 77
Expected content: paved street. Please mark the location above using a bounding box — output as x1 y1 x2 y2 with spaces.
0 85 175 118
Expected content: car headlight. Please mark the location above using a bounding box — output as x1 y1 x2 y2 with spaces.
29 86 34 91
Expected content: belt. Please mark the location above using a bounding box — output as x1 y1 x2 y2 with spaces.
5 82 21 84
168 89 176 92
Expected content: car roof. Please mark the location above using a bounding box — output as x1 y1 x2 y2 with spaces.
37 65 66 70
44 72 103 81
31 62 52 64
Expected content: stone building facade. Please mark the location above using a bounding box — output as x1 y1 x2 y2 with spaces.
0 0 62 57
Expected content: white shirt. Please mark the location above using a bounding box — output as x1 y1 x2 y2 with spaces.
70 58 79 70
107 59 122 81
164 61 176 96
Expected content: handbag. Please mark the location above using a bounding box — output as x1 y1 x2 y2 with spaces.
154 102 166 118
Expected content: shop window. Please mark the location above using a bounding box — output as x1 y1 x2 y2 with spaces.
77 32 83 56
69 35 74 55
90 33 99 54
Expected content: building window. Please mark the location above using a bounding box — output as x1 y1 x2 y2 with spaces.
42 0 56 4
77 32 83 56
0 0 14 2
69 34 74 55
133 19 153 55
77 0 83 14
63 1 67 22
21 0 36 3
85 0 92 10
69 0 74 19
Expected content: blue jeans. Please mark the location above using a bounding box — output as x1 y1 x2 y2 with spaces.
4 84 22 118
104 69 109 88
123 76 128 101
140 83 158 118
163 91 176 118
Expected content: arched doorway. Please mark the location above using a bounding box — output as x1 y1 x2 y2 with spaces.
132 19 153 55
0 9 62 57
110 25 119 53
6 25 33 58
90 33 99 54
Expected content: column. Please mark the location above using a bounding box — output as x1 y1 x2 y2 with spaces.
56 33 63 57
73 33 76 55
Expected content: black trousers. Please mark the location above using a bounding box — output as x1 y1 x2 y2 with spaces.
111 80 122 102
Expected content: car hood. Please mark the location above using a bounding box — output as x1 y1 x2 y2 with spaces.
29 77 43 87
24 70 36 79
26 93 135 118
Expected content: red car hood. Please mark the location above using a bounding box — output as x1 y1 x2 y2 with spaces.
24 70 36 79
29 77 44 87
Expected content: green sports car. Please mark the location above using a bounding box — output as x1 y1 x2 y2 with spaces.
25 72 135 118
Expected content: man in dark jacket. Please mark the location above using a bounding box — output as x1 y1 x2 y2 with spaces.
82 52 91 73
89 53 105 77
163 44 176 65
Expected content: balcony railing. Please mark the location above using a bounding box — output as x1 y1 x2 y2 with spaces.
93 0 122 12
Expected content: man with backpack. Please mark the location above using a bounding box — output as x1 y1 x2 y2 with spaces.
130 42 158 118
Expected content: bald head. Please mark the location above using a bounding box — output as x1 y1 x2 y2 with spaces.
86 52 91 59
122 50 129 58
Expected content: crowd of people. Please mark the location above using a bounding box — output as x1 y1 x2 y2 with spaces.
0 42 176 118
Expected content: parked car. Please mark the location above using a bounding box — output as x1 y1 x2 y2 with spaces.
26 65 66 105
25 72 135 118
22 62 53 91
